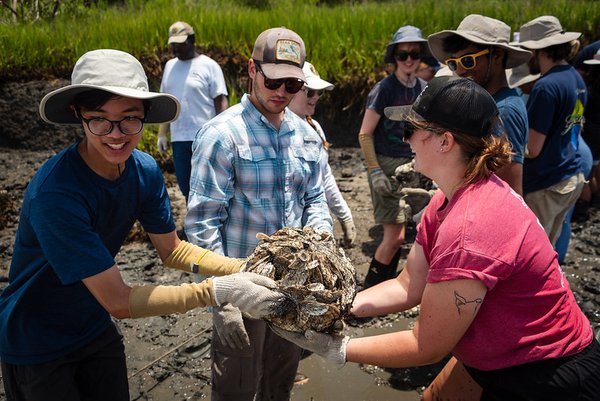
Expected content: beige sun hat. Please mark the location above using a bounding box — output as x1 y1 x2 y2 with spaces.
506 63 540 88
39 49 180 125
302 61 334 91
517 16 581 50
428 14 532 69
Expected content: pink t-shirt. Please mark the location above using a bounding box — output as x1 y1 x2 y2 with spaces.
417 174 592 371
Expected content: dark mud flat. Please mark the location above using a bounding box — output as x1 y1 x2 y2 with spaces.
1 80 599 400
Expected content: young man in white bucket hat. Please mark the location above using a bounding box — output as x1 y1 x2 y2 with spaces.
0 49 283 401
428 14 532 196
516 16 588 246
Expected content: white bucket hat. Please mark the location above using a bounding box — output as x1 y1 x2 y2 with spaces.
39 49 180 125
428 14 532 69
584 48 600 65
506 63 540 88
517 16 581 50
302 61 334 91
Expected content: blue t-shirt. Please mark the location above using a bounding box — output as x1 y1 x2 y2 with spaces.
0 144 175 364
494 87 528 164
366 74 426 158
523 65 588 194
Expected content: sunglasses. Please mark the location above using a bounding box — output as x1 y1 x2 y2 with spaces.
303 88 323 98
255 63 304 94
394 51 421 62
445 49 490 71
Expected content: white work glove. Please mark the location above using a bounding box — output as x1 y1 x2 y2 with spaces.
157 135 169 153
369 168 392 196
399 188 436 215
339 218 356 248
212 272 283 319
212 303 250 349
271 327 349 366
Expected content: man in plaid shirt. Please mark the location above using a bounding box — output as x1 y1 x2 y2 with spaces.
185 27 332 401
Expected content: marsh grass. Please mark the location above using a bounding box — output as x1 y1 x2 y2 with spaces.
3 0 599 82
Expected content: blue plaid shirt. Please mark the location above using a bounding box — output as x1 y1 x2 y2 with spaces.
185 94 333 258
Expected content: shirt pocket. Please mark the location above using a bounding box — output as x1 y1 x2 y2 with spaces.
287 142 319 198
237 145 278 199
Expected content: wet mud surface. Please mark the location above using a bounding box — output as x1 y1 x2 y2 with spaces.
1 81 599 400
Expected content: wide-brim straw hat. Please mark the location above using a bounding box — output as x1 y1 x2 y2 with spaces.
428 14 532 69
517 15 581 50
40 49 180 125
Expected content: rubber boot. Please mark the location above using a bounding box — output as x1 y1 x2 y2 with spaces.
363 258 393 289
387 248 403 279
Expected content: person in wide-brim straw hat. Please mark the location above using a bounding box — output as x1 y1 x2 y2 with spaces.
517 15 581 49
427 14 531 196
0 48 284 401
506 62 540 89
428 14 532 69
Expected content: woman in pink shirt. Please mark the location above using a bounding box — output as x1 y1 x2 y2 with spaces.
275 76 600 401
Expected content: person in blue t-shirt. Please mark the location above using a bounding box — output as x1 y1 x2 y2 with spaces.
428 14 532 196
0 49 282 401
517 16 588 247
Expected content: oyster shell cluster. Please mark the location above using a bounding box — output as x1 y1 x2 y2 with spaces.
245 226 356 333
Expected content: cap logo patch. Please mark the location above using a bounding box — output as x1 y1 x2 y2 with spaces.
275 39 302 65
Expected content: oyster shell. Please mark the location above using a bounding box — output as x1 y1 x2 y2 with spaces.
245 226 356 333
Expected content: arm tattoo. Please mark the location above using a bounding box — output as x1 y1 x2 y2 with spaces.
454 291 482 316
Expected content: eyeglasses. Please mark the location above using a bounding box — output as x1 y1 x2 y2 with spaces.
445 49 490 71
394 51 421 62
255 63 304 94
79 114 145 136
303 88 323 98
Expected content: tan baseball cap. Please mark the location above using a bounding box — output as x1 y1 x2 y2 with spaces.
251 27 306 81
168 21 194 44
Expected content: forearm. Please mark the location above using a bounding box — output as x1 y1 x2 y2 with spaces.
158 123 169 137
358 131 380 172
163 241 245 276
346 329 442 368
351 274 418 317
128 280 216 318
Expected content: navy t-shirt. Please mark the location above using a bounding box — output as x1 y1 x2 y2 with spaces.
523 65 588 194
366 74 426 158
0 144 175 364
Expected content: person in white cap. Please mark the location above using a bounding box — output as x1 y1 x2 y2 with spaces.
157 21 229 204
0 49 284 401
273 76 600 401
288 61 356 248
358 25 430 289
517 15 588 247
428 14 532 196
185 28 332 401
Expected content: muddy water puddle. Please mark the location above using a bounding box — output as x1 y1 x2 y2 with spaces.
291 317 422 401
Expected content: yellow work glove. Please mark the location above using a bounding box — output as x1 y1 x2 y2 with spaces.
164 241 247 276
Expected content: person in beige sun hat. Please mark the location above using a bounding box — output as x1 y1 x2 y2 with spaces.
516 16 587 248
426 14 532 196
0 48 284 401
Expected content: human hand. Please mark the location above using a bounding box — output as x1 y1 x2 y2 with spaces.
157 135 169 153
339 218 356 248
212 304 250 349
399 188 436 214
271 327 349 366
370 169 392 196
212 272 283 319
